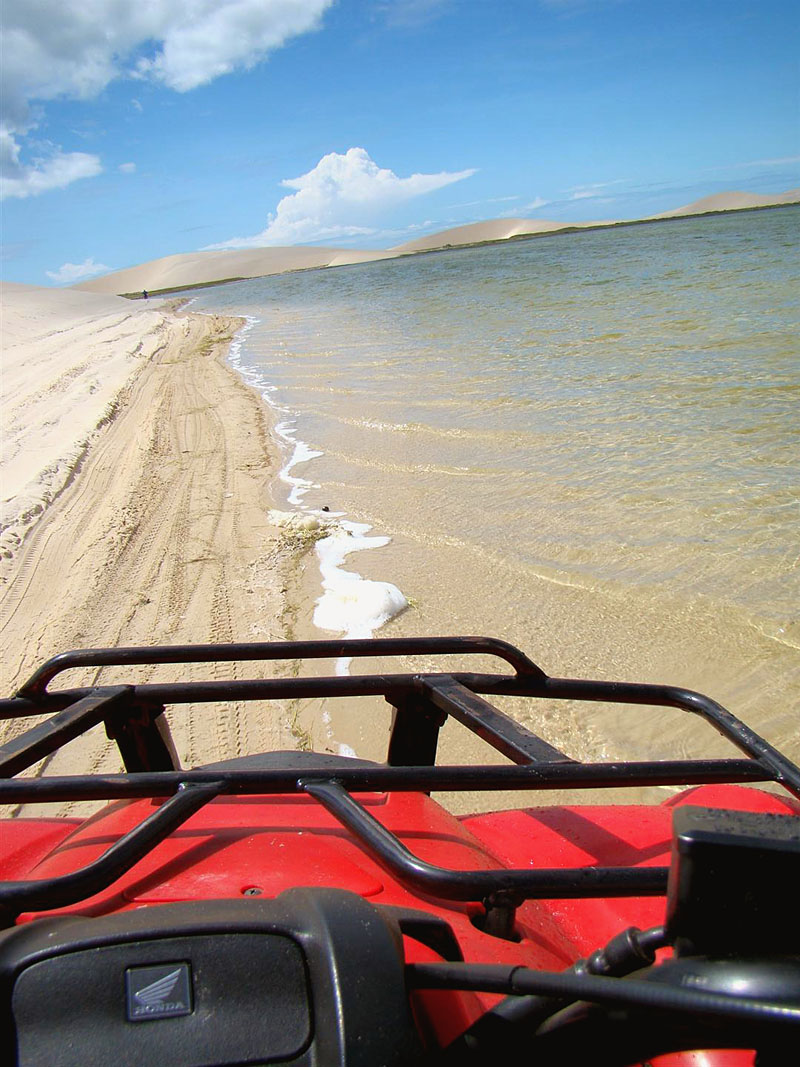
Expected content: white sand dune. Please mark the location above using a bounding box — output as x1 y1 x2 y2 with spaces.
325 249 398 267
391 217 606 253
72 188 799 297
651 188 800 219
73 220 607 295
75 245 393 297
2 280 152 331
397 190 800 252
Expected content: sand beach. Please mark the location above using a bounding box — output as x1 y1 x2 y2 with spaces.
0 283 321 786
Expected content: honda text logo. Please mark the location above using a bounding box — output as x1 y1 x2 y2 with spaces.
126 962 193 1021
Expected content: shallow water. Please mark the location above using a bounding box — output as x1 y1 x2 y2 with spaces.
191 207 800 779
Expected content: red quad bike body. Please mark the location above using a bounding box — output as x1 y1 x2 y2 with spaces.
0 637 798 1066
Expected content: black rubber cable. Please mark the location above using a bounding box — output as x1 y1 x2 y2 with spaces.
407 962 800 1026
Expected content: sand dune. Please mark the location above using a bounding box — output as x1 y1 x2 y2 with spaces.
325 249 398 267
2 281 148 326
75 245 393 297
73 188 799 297
390 217 606 252
650 188 800 219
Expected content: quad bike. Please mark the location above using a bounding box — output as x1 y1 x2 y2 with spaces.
0 636 798 1065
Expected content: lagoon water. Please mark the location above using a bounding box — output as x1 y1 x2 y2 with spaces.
191 207 799 780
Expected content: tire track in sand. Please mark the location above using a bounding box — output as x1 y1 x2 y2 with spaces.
1 310 294 809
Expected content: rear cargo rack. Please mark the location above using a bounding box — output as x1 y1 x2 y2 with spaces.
1 636 798 926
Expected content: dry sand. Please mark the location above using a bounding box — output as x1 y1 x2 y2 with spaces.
74 189 799 297
0 284 333 794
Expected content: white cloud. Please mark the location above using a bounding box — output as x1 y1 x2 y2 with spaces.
45 257 111 284
731 155 800 169
565 179 629 201
0 127 102 199
207 148 476 248
449 195 520 209
119 162 136 173
3 0 333 106
133 0 333 92
520 196 549 211
1 0 334 197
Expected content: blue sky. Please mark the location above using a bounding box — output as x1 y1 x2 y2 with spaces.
2 0 798 286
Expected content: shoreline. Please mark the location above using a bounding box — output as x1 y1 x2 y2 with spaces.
0 299 358 795
219 317 410 665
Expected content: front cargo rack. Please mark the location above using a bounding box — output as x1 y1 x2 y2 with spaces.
1 636 798 926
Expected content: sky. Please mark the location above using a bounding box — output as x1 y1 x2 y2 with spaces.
1 0 798 286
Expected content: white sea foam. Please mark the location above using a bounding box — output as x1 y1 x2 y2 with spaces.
280 439 324 505
313 520 405 622
226 315 408 732
268 509 330 533
312 520 408 674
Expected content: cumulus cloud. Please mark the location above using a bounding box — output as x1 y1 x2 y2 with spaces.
207 147 476 248
45 257 111 284
132 0 333 91
1 0 333 198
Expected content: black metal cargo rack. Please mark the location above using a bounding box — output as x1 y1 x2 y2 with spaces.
0 636 798 927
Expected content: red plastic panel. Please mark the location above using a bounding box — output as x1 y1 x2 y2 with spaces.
664 783 800 816
0 819 81 880
461 784 800 958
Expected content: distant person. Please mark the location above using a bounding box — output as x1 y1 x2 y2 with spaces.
142 289 148 300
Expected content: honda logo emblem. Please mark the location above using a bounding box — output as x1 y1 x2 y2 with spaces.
126 962 193 1021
